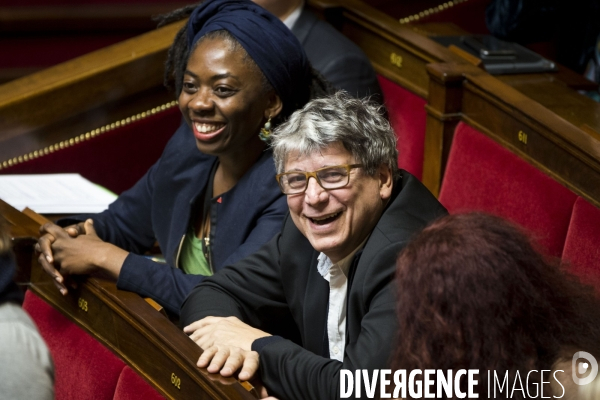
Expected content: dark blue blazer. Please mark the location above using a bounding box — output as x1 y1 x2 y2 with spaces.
83 122 287 314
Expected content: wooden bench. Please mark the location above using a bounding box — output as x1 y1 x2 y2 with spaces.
422 61 600 282
308 0 598 181
310 0 600 282
2 199 257 400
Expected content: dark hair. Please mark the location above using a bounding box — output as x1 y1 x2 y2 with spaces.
394 212 600 398
0 215 9 256
156 3 332 121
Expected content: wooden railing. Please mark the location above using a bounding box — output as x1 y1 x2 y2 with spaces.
2 199 257 400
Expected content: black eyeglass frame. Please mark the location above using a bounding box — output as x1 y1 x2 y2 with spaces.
275 164 364 195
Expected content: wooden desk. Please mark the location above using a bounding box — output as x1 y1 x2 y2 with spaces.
309 0 596 100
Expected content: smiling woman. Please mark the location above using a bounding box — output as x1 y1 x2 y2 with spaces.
179 31 280 169
35 0 331 316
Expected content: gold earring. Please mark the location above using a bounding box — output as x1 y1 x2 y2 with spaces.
259 116 272 142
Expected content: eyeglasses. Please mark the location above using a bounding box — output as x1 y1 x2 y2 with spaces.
276 164 363 195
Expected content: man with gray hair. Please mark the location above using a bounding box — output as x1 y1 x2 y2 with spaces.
181 92 446 399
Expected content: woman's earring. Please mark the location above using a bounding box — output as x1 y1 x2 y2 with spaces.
259 116 272 142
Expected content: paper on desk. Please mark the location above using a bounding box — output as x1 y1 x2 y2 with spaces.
0 174 117 214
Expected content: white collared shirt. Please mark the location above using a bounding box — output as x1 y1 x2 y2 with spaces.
317 241 365 362
281 1 304 30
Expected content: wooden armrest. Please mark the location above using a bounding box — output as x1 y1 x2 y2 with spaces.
21 207 51 226
144 297 168 318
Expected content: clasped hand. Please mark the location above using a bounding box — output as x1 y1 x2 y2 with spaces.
184 316 270 381
35 219 127 295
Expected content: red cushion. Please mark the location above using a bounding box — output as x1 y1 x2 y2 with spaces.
22 290 125 400
1 106 181 194
562 197 600 288
439 122 577 257
377 75 426 180
114 367 165 400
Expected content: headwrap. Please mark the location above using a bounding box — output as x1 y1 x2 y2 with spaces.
186 0 311 117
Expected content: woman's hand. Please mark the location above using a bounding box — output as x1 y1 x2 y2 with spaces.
36 221 86 295
37 219 128 295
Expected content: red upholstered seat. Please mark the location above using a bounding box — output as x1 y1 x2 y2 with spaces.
114 367 164 400
1 106 181 194
377 75 426 180
562 197 600 288
439 122 577 257
22 290 126 400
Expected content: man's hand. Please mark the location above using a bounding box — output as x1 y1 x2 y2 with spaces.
197 344 259 380
183 316 271 380
36 221 86 295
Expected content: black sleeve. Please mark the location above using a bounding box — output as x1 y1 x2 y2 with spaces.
320 53 383 101
180 233 399 400
180 232 294 336
485 0 558 43
253 246 398 400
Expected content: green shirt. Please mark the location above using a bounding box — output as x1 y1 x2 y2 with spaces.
180 226 212 276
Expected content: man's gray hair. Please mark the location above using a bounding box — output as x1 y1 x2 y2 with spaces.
271 91 398 177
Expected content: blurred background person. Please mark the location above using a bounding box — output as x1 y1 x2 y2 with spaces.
252 0 382 99
0 216 54 399
486 0 600 80
393 212 600 399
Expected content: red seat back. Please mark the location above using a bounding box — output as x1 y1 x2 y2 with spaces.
114 366 164 400
377 75 426 180
562 197 600 288
23 290 126 400
439 122 577 257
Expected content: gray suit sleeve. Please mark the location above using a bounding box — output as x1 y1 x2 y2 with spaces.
0 303 54 400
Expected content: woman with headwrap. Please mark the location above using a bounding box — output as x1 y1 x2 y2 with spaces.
36 0 331 316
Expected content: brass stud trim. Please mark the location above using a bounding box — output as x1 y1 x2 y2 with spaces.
399 0 470 24
0 100 178 171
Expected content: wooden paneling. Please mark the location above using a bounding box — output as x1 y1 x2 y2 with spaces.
0 4 188 33
0 20 184 163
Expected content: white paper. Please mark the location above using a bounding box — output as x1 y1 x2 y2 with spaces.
0 174 117 214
